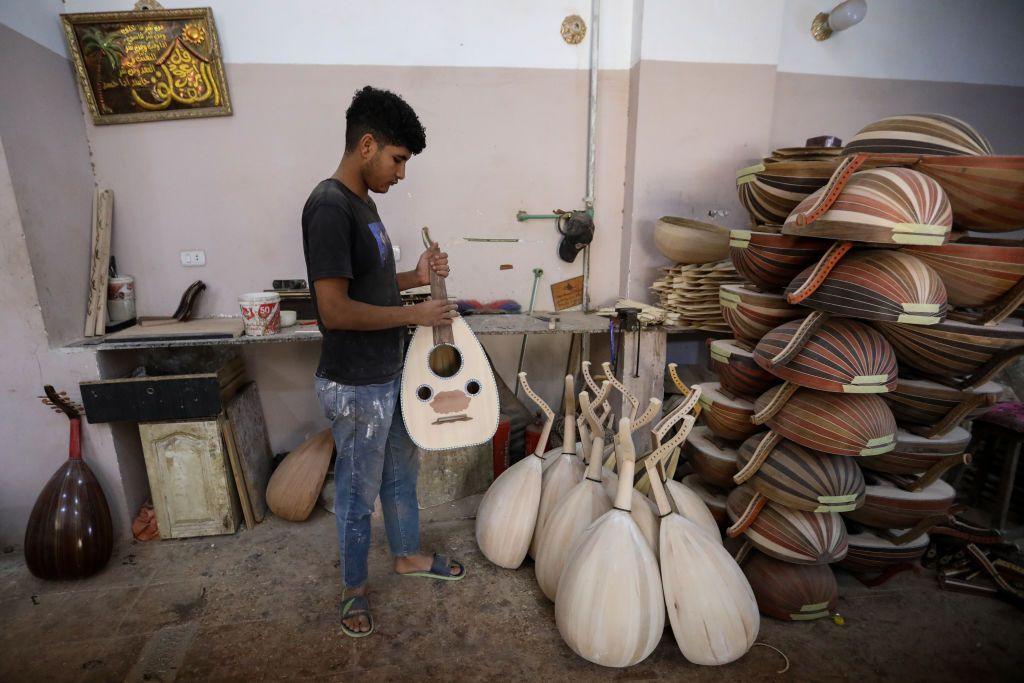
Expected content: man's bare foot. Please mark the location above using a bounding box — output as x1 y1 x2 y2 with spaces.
394 553 464 577
341 584 371 634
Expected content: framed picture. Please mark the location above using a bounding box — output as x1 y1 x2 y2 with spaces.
60 7 232 125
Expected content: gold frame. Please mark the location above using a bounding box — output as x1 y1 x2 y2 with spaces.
60 7 232 125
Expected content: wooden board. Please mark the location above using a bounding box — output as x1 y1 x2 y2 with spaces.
105 317 244 341
225 382 273 522
551 276 584 311
221 417 255 530
94 190 113 336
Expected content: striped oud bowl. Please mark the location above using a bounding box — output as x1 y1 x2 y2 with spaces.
839 523 930 573
736 159 842 226
694 382 761 442
883 378 1002 436
754 385 897 457
728 229 830 292
786 250 948 325
683 425 743 488
783 167 952 247
860 426 971 476
737 433 866 513
681 474 730 528
710 338 779 398
754 316 898 394
726 485 848 565
720 284 804 343
843 114 993 157
844 473 955 530
654 217 731 264
904 241 1024 308
874 317 1024 390
742 550 838 621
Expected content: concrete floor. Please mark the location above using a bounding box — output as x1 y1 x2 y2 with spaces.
1 504 1022 682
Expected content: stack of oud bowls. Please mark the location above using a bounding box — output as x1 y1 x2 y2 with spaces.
718 112 1024 617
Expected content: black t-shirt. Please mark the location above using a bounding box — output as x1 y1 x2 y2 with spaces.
302 178 404 385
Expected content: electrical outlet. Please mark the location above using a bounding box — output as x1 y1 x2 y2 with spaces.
180 250 206 267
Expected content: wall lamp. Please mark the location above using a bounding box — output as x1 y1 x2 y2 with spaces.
812 0 867 41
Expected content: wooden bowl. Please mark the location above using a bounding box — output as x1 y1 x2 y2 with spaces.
754 385 897 457
742 550 838 621
728 230 830 291
736 159 841 226
783 168 952 247
720 284 804 343
709 338 778 398
915 155 1024 233
905 241 1024 308
736 434 865 513
681 474 730 528
844 473 955 530
754 317 898 394
883 378 1002 435
860 426 971 476
786 250 948 325
654 217 731 264
726 485 848 565
683 425 743 488
839 522 930 573
844 114 993 157
694 382 760 442
875 317 1024 389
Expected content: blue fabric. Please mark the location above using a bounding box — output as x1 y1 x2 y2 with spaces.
315 374 420 588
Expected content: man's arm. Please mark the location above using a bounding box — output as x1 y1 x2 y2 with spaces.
395 243 450 292
315 277 456 331
396 269 425 291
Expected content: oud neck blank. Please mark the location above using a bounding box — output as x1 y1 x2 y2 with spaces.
423 226 454 346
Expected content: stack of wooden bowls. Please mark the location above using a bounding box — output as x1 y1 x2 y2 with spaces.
717 113 1024 618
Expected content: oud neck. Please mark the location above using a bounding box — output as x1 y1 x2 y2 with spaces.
424 227 454 346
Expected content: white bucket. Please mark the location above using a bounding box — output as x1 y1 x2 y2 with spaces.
238 292 281 336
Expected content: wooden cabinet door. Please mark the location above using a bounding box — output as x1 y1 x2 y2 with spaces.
139 419 240 539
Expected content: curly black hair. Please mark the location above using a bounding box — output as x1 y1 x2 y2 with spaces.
345 86 426 155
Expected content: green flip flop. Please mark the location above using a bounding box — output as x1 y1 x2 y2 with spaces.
340 595 374 638
400 553 467 581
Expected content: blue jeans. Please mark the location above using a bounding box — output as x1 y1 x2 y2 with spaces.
314 374 420 588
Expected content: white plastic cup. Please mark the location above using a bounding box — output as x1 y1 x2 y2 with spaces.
238 292 281 336
107 276 135 324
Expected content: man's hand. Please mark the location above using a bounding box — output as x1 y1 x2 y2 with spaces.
416 242 450 286
411 299 457 327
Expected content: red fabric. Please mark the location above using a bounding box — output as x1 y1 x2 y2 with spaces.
492 420 511 478
978 402 1024 434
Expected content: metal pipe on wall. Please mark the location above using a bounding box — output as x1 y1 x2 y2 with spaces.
582 0 599 315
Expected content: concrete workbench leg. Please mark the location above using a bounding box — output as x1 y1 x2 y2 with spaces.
618 328 667 451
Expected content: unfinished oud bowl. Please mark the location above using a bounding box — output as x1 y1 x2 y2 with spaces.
737 434 865 513
786 250 948 325
844 473 956 530
684 425 742 488
874 317 1024 389
654 217 731 264
720 284 804 344
844 114 993 157
726 485 848 565
736 159 842 226
883 378 1001 435
783 167 952 247
710 338 778 398
742 550 838 622
905 241 1024 308
728 229 830 291
839 522 931 573
754 385 897 457
695 382 760 442
681 474 730 528
754 317 898 394
861 426 971 476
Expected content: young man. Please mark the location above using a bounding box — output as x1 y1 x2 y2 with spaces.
302 86 466 639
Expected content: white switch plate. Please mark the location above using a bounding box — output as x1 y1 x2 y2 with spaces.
393 245 401 262
180 250 206 266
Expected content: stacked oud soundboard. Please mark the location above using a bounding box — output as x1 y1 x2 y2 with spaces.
702 114 1024 622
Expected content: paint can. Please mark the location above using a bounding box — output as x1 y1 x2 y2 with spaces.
238 292 281 336
107 276 135 324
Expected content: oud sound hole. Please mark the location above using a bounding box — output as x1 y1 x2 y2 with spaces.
465 380 481 395
429 344 462 378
